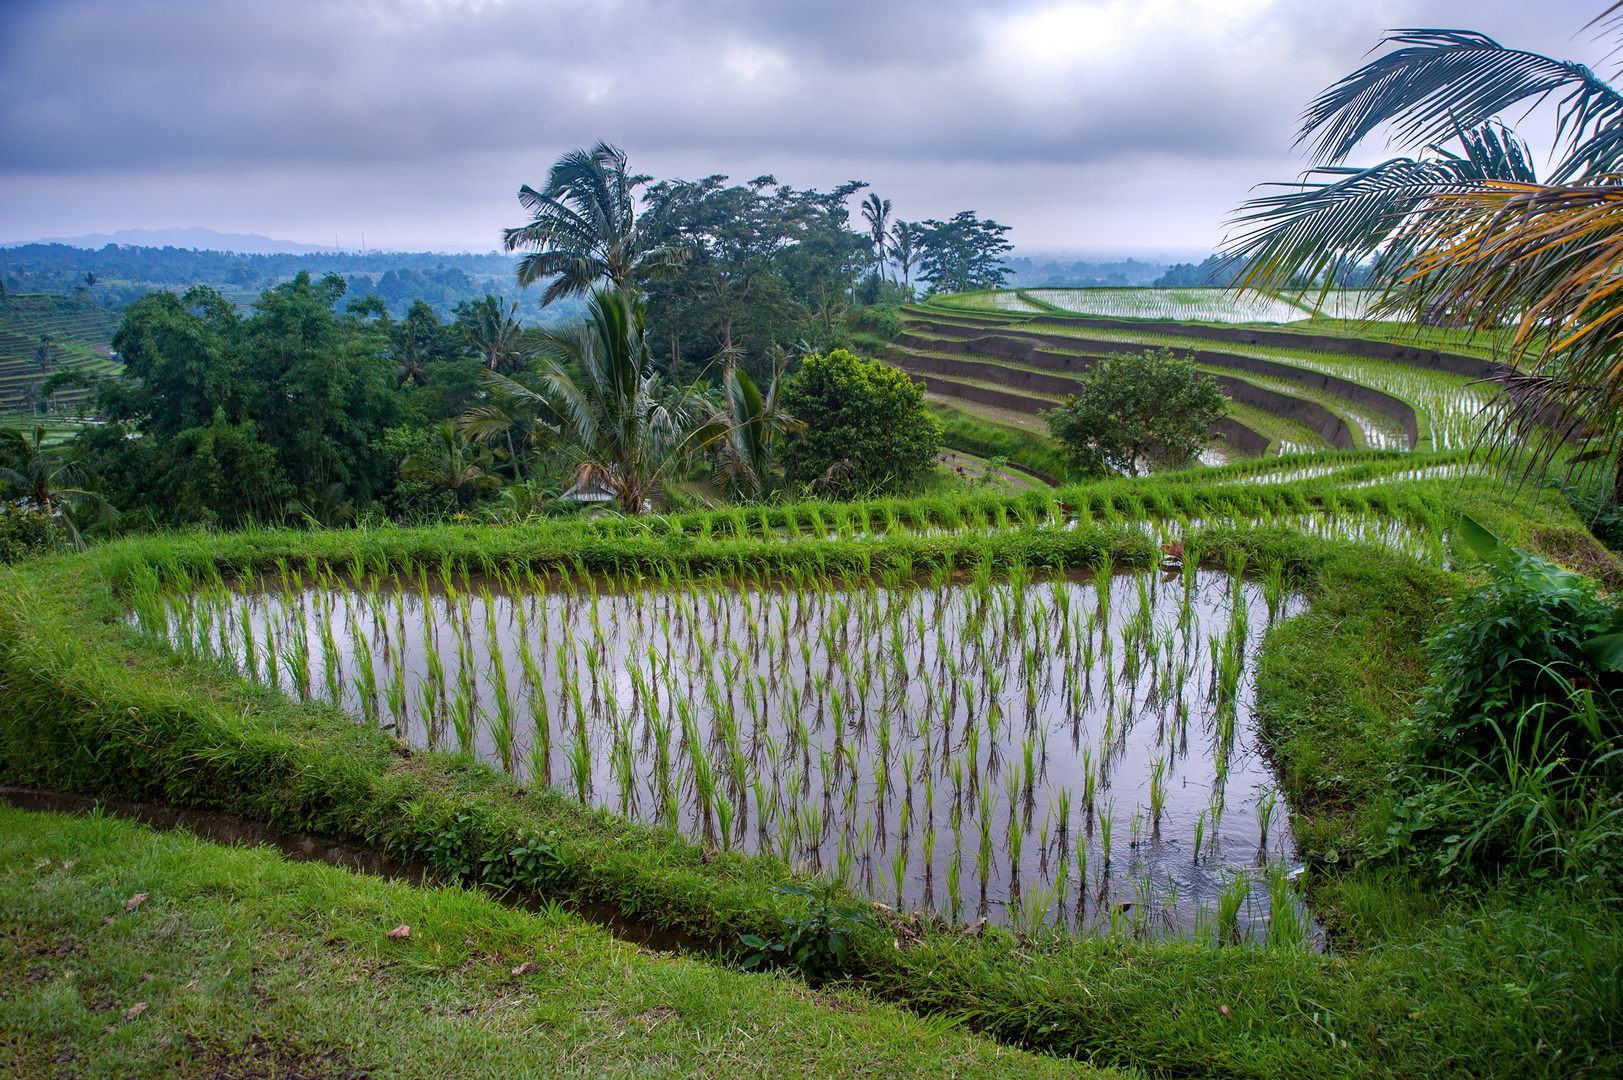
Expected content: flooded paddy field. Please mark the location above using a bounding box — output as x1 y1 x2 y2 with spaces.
134 560 1315 945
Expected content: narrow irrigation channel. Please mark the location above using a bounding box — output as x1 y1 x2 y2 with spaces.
130 559 1320 947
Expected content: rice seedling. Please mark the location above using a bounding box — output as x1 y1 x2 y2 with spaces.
1257 790 1277 850
1150 757 1168 829
1217 872 1249 946
1266 862 1308 950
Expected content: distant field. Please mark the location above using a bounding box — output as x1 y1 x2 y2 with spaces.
0 294 122 415
1020 287 1311 323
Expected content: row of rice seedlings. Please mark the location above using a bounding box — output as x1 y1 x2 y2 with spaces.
138 553 1295 934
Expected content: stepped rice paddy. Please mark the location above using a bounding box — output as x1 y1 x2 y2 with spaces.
132 555 1315 944
1023 288 1312 323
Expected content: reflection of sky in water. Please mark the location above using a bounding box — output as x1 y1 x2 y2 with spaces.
155 568 1317 944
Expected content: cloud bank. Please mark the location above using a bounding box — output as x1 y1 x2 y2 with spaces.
0 0 1609 252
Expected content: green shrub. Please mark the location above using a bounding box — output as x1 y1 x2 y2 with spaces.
1377 524 1623 884
1408 542 1622 769
0 499 60 563
1044 348 1227 477
779 349 941 496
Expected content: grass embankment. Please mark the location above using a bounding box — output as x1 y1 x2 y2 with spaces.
0 808 1100 1079
926 402 1075 483
3 471 1620 1077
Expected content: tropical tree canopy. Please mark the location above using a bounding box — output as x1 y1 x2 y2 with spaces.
1045 349 1227 477
1226 6 1623 496
915 211 1013 293
502 141 688 306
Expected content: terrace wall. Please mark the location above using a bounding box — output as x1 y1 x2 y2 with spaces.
900 327 1419 449
902 369 1271 457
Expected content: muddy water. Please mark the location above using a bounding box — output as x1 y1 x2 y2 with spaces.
155 567 1316 943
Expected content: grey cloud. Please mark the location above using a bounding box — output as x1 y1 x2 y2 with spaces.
0 1 1441 171
0 0 1611 248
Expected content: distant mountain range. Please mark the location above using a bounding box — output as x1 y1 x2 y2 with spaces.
6 226 355 255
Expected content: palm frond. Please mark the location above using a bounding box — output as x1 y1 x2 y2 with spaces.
1300 29 1623 172
1226 158 1469 294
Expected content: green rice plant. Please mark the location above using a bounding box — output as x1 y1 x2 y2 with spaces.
570 711 594 805
1266 862 1308 950
282 601 312 702
350 618 378 726
1257 790 1277 849
1192 810 1207 865
715 790 736 851
1150 757 1168 828
525 715 551 790
237 599 259 683
1217 872 1248 946
1262 559 1288 622
488 661 517 775
1099 800 1115 868
383 643 408 732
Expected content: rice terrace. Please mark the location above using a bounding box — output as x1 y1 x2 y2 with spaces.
5 6 1623 1080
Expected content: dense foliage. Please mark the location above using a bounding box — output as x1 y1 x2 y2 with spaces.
777 349 941 496
1045 347 1227 476
83 274 404 525
1380 524 1623 885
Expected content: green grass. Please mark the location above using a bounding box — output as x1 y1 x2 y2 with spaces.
927 403 1076 482
0 807 1104 1079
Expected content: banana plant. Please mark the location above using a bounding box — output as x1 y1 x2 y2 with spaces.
693 347 805 500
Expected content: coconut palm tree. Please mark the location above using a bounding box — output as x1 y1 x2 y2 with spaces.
0 425 117 546
503 141 687 306
478 286 708 514
694 348 805 500
460 294 529 373
1226 7 1623 496
889 221 923 292
860 193 893 283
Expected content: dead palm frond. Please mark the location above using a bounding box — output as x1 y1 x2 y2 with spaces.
1387 179 1623 493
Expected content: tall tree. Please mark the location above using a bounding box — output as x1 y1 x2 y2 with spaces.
502 141 687 306
642 174 812 374
860 193 892 283
889 220 922 291
455 294 528 373
916 212 1013 293
478 287 708 513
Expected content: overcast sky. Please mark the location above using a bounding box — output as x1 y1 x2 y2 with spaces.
1 0 1614 256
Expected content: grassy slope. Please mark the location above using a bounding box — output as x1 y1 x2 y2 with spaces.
0 808 1103 1080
